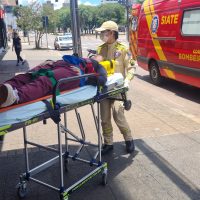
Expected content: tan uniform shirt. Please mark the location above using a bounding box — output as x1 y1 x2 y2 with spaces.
97 41 135 80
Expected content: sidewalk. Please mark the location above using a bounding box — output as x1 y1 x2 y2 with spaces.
0 36 200 200
0 42 30 84
0 131 200 200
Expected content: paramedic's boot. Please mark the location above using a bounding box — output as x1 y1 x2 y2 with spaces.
101 144 113 155
125 140 135 154
0 84 18 107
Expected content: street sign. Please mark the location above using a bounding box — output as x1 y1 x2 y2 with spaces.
42 16 48 28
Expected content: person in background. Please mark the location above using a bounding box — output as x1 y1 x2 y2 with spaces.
95 20 136 155
12 32 25 66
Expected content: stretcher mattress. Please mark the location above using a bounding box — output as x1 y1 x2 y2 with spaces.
0 73 124 127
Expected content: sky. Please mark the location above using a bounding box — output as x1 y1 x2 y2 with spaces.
80 0 101 6
19 0 101 9
19 0 101 6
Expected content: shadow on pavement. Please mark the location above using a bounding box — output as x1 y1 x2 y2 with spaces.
0 60 30 84
135 74 200 104
0 143 137 200
1 139 199 200
136 139 200 200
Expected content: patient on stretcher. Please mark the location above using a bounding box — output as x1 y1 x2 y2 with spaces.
0 55 107 108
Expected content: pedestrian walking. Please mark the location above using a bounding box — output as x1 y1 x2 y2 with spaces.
12 32 25 66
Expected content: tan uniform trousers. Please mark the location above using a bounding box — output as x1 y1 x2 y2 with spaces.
100 95 133 145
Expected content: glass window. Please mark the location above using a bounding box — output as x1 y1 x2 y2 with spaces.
182 9 200 36
59 37 72 41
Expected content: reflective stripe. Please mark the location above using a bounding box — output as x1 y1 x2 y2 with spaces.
144 0 175 79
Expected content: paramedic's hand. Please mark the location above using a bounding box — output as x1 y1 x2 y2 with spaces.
124 79 130 88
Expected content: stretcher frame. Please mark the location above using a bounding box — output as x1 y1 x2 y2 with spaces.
0 74 130 200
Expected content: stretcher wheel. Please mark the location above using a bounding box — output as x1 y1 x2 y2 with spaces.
102 172 107 186
124 100 132 111
17 183 27 199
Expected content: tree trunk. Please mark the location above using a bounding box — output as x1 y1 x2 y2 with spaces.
35 31 43 49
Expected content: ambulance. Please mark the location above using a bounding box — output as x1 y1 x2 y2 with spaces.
135 0 200 88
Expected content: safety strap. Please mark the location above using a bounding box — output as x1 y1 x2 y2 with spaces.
31 69 60 95
42 100 61 124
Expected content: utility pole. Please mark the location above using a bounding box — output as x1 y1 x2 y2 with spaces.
45 19 48 48
42 16 48 48
126 0 130 42
70 0 82 56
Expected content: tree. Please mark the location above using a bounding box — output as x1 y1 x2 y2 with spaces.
13 2 44 48
135 0 145 4
14 1 57 49
96 4 126 27
13 6 32 36
13 1 128 42
42 4 57 33
79 5 97 34
56 7 71 33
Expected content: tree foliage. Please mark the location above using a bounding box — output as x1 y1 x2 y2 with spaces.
13 2 127 48
13 1 59 48
55 7 71 32
96 4 125 26
135 0 145 4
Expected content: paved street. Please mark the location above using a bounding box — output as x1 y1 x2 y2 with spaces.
0 34 200 200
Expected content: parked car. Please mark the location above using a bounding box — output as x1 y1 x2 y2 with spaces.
54 35 73 50
64 32 72 36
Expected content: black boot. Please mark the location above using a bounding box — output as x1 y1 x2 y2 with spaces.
101 144 113 155
125 140 135 153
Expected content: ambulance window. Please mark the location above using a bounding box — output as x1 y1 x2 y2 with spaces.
182 9 200 36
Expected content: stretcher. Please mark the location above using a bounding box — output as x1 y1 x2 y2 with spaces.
0 73 131 200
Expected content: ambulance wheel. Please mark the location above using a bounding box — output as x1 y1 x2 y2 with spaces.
149 61 163 85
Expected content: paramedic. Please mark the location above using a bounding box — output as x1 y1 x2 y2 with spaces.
0 56 107 107
95 20 136 154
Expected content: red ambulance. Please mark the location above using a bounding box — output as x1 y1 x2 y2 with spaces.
136 0 200 88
